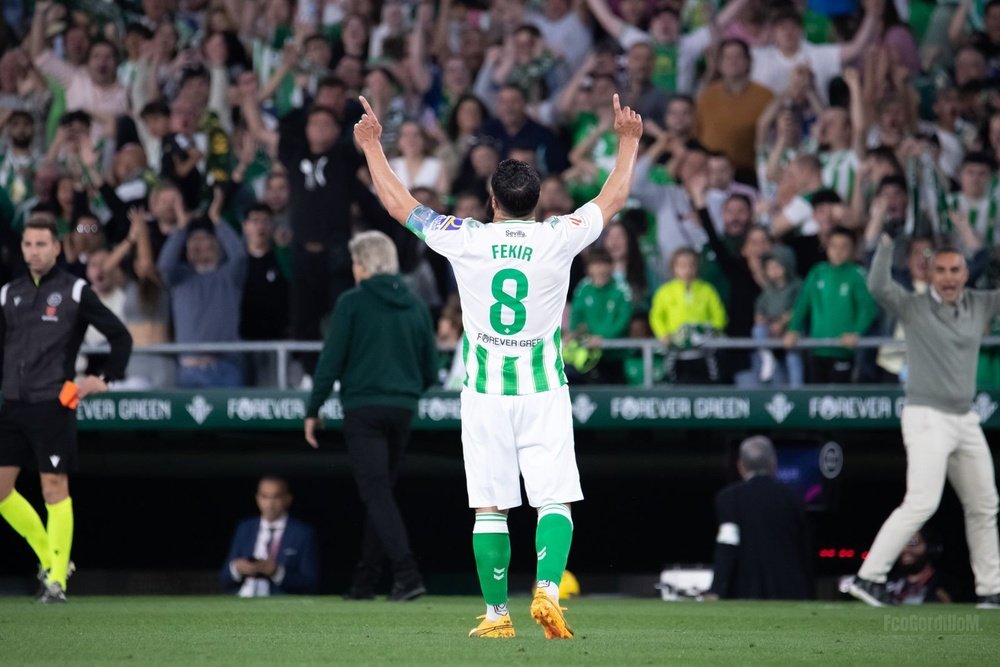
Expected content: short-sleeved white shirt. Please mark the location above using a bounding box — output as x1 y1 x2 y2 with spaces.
405 202 604 395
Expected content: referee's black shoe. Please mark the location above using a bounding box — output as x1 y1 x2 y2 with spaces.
847 576 893 607
977 593 1000 609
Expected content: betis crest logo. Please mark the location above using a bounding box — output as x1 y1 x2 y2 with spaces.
572 394 597 424
186 395 214 425
765 393 794 424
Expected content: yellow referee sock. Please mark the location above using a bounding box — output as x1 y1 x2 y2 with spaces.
46 497 74 589
0 490 51 571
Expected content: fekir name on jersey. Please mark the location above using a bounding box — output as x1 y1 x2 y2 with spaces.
405 202 605 395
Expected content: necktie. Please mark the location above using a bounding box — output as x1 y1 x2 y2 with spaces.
266 526 281 561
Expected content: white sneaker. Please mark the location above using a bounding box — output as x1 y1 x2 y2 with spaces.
759 350 776 383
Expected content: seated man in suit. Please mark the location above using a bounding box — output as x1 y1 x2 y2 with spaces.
220 476 319 596
707 435 810 600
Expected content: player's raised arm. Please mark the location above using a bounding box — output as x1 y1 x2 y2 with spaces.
591 94 642 223
354 96 421 224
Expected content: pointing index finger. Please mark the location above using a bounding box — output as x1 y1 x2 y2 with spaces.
359 95 374 117
613 93 621 115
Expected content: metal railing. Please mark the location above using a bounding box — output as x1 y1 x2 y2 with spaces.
80 336 1000 390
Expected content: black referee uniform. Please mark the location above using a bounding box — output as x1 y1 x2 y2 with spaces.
0 267 132 473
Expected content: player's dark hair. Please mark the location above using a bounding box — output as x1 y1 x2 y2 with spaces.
490 159 540 219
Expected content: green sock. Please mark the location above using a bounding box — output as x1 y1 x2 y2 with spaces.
0 490 51 570
46 497 73 589
472 513 510 608
535 504 573 591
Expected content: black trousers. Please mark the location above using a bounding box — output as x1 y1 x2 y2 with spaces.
342 406 421 589
290 244 354 374
807 355 854 384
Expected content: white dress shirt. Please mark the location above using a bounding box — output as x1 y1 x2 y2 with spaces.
232 515 288 598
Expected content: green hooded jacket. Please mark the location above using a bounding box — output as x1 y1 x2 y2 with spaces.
307 274 438 416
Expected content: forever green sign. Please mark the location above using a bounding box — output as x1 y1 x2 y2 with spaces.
73 388 1000 431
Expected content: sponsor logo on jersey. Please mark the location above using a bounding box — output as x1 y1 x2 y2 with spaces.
568 215 588 228
430 215 464 231
505 229 526 238
42 292 61 321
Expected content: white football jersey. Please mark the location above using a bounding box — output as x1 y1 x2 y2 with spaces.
405 202 605 395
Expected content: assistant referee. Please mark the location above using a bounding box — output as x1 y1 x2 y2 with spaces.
0 215 132 602
849 234 1000 609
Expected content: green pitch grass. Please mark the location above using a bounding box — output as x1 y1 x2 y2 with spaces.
0 596 998 665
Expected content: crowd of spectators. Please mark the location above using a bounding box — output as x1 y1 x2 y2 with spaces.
3 0 1000 388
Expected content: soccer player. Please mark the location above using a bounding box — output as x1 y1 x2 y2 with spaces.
0 215 131 602
353 94 642 638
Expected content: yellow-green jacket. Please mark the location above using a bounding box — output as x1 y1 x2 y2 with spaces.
649 279 728 339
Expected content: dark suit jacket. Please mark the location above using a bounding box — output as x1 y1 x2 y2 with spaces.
220 516 319 594
709 475 810 600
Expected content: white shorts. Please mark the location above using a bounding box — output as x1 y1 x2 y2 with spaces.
460 385 583 510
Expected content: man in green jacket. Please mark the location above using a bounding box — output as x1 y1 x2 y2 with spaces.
304 230 437 602
783 226 878 383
